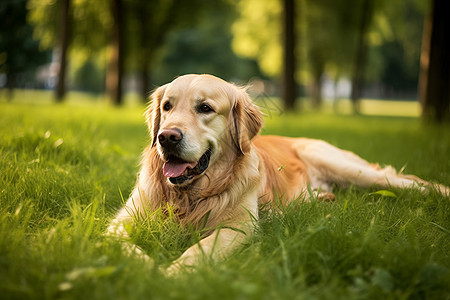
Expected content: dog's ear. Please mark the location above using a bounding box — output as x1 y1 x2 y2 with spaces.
230 87 263 155
145 84 168 147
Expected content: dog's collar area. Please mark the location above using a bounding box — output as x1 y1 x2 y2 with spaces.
165 149 212 185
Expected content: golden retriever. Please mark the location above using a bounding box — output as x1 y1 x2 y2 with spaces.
108 74 449 273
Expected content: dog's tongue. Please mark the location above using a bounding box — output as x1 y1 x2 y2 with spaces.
163 161 196 178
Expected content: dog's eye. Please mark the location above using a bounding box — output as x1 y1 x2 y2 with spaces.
198 104 214 114
163 102 172 111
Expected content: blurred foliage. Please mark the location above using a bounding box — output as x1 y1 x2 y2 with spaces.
232 0 282 77
28 0 111 52
123 0 233 97
26 0 111 93
0 0 50 90
73 60 105 94
367 0 427 96
232 0 427 95
152 5 265 85
0 0 431 99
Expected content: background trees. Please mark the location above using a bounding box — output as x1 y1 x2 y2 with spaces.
419 0 450 121
27 0 111 100
232 0 433 113
1 0 448 121
125 0 232 102
282 0 296 110
0 0 49 98
55 0 71 102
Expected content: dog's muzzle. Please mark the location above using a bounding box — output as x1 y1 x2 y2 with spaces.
157 128 211 184
162 149 212 184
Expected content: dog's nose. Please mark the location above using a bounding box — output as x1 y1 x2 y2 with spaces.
158 128 183 148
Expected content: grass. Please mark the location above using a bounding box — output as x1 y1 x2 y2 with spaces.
1 94 450 299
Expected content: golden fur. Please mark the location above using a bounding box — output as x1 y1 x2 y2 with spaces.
108 74 449 273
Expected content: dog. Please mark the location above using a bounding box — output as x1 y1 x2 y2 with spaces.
107 74 449 273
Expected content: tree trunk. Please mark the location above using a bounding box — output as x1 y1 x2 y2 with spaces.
5 73 16 101
138 5 151 104
140 66 150 102
55 0 71 102
282 0 296 111
311 71 323 109
106 0 124 105
350 0 373 113
419 0 450 122
418 7 431 112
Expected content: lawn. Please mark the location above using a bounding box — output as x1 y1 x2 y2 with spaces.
1 94 449 299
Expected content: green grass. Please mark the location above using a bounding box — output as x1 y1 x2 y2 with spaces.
1 96 450 300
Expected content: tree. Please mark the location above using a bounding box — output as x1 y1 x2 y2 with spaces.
29 0 227 104
55 0 71 101
419 0 450 122
107 0 124 105
350 0 374 112
28 0 72 102
0 0 49 97
126 0 180 101
371 0 426 98
232 0 283 78
232 0 300 110
126 0 225 102
282 0 296 110
232 0 362 110
302 0 363 108
153 6 262 85
28 0 111 101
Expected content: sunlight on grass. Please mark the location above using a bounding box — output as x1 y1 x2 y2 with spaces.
338 99 421 117
308 98 421 117
1 89 422 117
359 99 421 117
0 89 146 107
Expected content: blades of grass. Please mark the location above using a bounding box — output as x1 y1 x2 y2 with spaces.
370 190 397 198
277 236 292 282
429 222 450 235
200 210 212 232
342 198 350 212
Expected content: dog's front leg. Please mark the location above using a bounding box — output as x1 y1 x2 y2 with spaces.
166 190 259 275
106 189 151 261
167 225 249 275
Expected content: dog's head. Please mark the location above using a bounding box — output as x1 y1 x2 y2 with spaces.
145 74 263 185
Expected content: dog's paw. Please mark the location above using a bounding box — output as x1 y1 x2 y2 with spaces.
436 184 450 197
317 191 335 202
165 261 182 276
117 241 153 263
164 250 199 276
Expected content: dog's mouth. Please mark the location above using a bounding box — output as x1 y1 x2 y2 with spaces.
162 149 212 184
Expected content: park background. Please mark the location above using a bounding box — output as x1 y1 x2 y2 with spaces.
1 0 449 120
1 0 450 299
